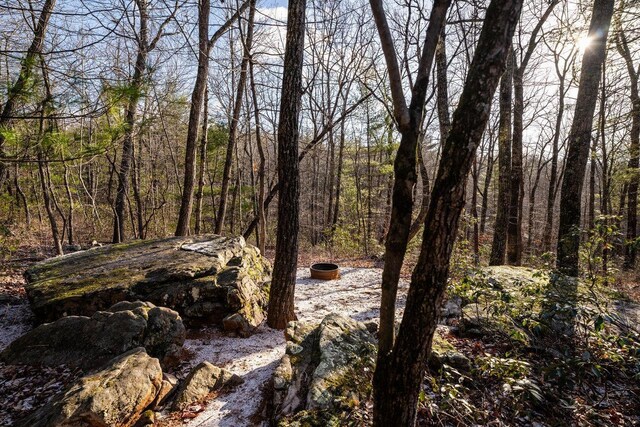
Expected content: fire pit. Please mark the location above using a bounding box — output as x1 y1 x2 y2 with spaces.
310 263 340 280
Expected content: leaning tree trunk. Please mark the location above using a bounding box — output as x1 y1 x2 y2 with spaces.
372 1 523 425
556 0 615 276
266 0 306 329
489 51 514 265
0 0 56 187
370 0 450 357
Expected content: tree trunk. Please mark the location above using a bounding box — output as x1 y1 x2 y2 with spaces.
510 0 558 256
194 86 209 235
266 0 306 329
507 64 523 265
332 120 346 228
407 26 450 242
615 14 640 270
249 61 267 253
175 0 210 236
489 51 513 265
480 133 496 234
214 1 256 235
370 0 450 358
372 1 522 424
556 0 615 276
14 164 30 226
0 0 56 186
113 0 148 243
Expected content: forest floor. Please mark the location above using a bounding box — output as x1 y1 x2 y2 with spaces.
0 248 405 426
1 246 639 426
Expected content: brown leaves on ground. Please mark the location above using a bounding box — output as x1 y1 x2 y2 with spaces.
0 363 82 425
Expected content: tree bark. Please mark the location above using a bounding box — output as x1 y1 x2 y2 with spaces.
194 86 209 235
370 0 450 358
489 51 513 265
113 0 148 243
266 0 306 329
556 0 615 276
372 1 522 425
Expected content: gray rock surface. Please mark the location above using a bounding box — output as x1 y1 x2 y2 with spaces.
172 361 243 410
0 301 185 370
271 313 376 422
15 348 163 427
24 235 271 335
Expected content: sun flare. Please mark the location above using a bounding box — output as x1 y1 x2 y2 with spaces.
577 35 592 52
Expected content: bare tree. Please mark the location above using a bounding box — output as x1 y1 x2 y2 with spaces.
175 0 251 236
615 2 640 269
556 0 615 276
369 0 450 357
372 1 523 425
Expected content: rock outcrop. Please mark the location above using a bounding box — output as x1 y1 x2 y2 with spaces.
24 235 271 335
271 313 376 425
15 348 163 427
172 361 244 410
1 301 185 370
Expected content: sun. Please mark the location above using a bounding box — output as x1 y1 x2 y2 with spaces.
577 35 592 52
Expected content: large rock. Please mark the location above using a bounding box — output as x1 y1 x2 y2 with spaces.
271 313 376 424
24 235 271 334
0 301 185 370
15 348 163 427
172 361 243 410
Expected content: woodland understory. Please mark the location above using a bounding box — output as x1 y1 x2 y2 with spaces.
2 0 640 425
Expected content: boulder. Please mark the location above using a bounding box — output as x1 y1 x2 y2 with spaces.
24 235 271 335
1 301 185 370
271 313 376 424
307 313 376 409
152 373 179 408
172 361 243 410
15 348 163 427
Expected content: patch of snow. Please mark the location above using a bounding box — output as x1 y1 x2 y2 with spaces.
186 267 407 426
0 303 33 351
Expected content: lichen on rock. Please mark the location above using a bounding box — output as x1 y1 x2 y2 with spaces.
14 348 163 427
0 300 185 370
24 235 271 336
271 313 376 426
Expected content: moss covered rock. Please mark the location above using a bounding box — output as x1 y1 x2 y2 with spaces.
271 314 376 425
0 301 184 370
15 348 163 427
24 235 271 335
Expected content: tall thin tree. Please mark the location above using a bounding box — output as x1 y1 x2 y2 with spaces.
266 0 306 329
556 0 615 276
